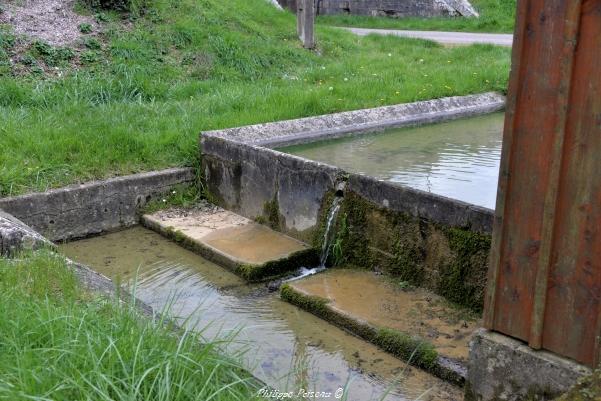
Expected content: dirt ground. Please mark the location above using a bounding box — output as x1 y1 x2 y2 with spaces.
0 0 97 45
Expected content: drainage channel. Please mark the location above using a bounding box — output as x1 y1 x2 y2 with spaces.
60 226 461 401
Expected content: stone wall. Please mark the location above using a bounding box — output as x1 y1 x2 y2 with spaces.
0 168 196 242
278 0 478 17
201 93 505 310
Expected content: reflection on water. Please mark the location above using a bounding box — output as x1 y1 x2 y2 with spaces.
60 227 460 401
279 113 504 209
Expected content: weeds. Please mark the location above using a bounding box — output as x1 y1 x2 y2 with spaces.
0 251 262 401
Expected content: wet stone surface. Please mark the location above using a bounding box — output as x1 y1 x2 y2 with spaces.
60 227 462 401
143 203 309 266
289 269 480 361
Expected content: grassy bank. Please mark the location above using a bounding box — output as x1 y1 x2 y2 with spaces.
0 251 262 401
0 0 510 196
317 0 517 33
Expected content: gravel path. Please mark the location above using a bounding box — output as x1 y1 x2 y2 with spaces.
0 0 97 46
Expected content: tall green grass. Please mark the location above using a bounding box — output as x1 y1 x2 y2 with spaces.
317 0 517 33
0 0 511 196
0 251 262 401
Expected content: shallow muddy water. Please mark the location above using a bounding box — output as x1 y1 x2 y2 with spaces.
279 113 504 209
61 227 461 401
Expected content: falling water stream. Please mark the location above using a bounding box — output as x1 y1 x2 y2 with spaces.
286 195 343 282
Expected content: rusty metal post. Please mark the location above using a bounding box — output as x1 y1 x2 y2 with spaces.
484 0 601 368
297 0 315 49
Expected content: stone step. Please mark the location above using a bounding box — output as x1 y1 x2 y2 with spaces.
281 268 481 385
141 203 318 282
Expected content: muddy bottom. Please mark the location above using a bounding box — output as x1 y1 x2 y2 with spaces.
60 227 461 401
289 269 480 361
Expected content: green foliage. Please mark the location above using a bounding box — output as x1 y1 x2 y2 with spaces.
81 49 100 63
318 0 518 33
84 37 102 50
83 0 146 13
0 251 261 401
141 184 201 213
0 0 510 196
30 41 75 66
79 23 93 34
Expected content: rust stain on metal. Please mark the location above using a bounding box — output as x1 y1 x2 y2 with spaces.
485 0 601 367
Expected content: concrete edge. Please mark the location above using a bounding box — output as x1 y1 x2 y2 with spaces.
140 214 320 282
280 282 466 386
465 329 592 401
0 168 196 242
0 210 55 256
203 136 494 233
202 92 505 148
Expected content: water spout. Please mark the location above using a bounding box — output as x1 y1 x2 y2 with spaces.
319 196 343 268
283 194 344 284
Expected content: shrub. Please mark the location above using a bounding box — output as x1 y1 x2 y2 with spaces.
79 23 93 34
83 0 146 12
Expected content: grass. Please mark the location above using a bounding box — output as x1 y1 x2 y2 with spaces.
0 0 510 196
317 0 517 33
0 250 263 401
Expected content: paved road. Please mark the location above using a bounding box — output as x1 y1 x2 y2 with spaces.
341 27 513 47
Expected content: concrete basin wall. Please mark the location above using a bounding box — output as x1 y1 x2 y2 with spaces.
201 93 505 310
0 168 196 242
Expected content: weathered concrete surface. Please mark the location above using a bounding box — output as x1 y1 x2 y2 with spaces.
281 281 467 384
341 27 513 47
289 269 479 361
141 203 318 281
0 210 53 256
0 168 196 242
278 0 478 17
204 92 505 148
201 94 501 309
465 330 591 401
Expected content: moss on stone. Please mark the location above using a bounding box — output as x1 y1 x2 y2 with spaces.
438 227 491 312
278 283 466 384
374 327 438 371
311 189 491 312
556 369 601 401
235 248 319 282
262 196 281 230
332 192 373 268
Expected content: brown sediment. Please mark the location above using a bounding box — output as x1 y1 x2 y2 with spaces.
286 269 480 362
141 205 319 281
60 227 463 401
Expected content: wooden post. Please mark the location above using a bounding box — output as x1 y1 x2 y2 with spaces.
484 0 601 368
297 0 315 49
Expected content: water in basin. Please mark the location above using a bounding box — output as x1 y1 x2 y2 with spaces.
279 113 504 209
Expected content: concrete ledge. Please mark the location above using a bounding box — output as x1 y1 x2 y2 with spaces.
141 208 319 282
280 283 466 385
465 330 591 401
0 168 196 242
204 92 505 148
0 210 54 256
